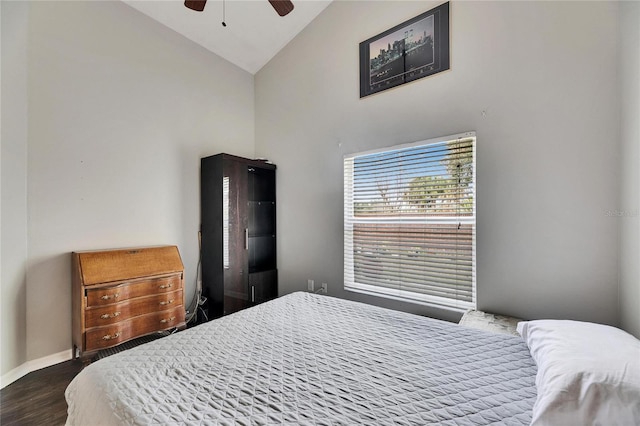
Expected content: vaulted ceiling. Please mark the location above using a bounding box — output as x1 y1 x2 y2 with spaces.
123 0 332 74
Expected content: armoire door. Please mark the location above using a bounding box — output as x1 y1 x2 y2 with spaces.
222 159 249 315
249 270 278 305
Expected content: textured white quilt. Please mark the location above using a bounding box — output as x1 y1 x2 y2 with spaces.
66 292 537 425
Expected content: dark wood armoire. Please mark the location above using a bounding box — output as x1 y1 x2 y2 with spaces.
200 153 277 319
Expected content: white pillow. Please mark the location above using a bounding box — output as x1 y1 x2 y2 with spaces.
517 320 640 426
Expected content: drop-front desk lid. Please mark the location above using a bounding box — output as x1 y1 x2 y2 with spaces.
75 245 183 286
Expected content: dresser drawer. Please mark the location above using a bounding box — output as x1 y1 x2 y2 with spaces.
85 290 183 328
84 306 185 352
86 275 181 307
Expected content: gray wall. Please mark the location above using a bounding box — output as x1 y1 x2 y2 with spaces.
618 1 640 338
2 0 255 374
256 1 621 324
1 1 29 377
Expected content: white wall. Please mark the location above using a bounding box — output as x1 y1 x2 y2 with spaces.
2 0 255 369
618 1 640 338
256 1 621 324
1 1 29 378
2 0 633 377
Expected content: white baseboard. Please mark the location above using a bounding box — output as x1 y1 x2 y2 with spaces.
1 349 74 389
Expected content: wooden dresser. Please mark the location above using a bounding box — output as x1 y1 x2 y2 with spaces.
72 246 186 360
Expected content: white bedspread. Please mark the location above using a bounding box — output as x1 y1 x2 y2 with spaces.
66 292 537 425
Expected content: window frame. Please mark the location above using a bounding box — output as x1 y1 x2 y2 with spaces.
343 131 477 312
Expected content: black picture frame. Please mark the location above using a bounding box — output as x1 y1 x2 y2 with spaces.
359 2 450 98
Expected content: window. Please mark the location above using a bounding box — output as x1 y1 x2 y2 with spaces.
344 132 476 311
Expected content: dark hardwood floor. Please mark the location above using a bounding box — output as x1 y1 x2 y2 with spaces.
0 331 181 425
0 359 84 426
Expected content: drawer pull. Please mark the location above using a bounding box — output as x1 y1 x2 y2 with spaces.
100 311 121 319
101 293 120 300
159 299 174 306
102 332 121 340
160 316 176 324
159 283 173 289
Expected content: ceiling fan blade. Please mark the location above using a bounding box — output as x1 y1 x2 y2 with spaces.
185 0 207 12
268 0 294 17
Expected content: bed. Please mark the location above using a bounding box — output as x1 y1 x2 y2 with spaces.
66 292 640 425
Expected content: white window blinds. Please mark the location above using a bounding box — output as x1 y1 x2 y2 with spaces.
344 132 476 311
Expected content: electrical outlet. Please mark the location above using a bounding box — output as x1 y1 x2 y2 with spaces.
307 279 314 292
321 283 328 294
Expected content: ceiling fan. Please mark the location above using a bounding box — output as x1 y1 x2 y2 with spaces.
184 0 294 17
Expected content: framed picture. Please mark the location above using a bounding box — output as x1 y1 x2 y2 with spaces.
359 2 450 98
